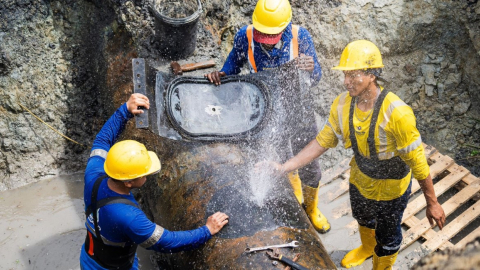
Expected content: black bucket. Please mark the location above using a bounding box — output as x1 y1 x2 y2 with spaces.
150 0 203 60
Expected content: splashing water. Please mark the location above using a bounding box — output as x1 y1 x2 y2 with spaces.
245 141 281 207
247 163 274 206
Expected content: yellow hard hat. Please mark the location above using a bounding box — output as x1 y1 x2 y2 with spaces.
332 40 384 70
104 140 161 181
252 0 292 35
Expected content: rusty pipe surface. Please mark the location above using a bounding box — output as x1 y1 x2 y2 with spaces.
142 142 335 269
140 66 336 269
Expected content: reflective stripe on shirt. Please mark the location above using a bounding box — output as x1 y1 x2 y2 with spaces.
336 92 348 141
398 136 423 154
90 149 108 159
140 225 165 248
378 100 409 159
325 121 342 142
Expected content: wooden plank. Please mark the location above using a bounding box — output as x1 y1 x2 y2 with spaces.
340 169 351 180
332 200 351 219
323 177 349 203
321 158 350 186
422 143 438 159
455 225 480 248
346 220 359 236
428 153 455 176
402 165 470 222
455 174 480 201
403 199 480 266
400 178 480 251
422 199 480 251
402 216 455 249
410 180 420 195
462 174 480 185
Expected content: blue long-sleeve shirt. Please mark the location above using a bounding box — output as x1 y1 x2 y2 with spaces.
80 103 211 270
220 23 322 85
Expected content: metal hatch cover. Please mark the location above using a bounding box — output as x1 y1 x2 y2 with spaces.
162 76 270 141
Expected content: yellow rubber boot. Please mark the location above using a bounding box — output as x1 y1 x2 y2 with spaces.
373 251 399 270
341 226 376 268
302 185 330 233
287 170 303 205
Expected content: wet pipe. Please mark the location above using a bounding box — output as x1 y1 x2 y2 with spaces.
136 61 336 269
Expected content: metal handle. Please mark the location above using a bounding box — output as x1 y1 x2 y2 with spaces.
181 60 216 72
244 241 299 253
280 256 309 270
132 58 149 129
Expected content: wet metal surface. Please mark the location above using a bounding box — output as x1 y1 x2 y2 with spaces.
142 65 337 268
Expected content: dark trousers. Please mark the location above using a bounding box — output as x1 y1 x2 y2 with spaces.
288 117 322 188
350 180 412 256
282 85 321 188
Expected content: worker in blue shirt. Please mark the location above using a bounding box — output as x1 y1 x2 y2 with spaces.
206 2 321 86
80 93 229 270
206 0 330 233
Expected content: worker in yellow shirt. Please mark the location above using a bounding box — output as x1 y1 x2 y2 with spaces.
258 40 446 270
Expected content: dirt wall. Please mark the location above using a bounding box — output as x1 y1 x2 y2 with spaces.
0 0 479 188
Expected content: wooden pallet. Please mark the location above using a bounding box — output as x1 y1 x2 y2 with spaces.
320 143 480 268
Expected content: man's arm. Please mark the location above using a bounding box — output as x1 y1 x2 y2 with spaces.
297 27 322 85
90 94 149 152
85 94 150 183
393 111 446 229
129 211 228 253
280 139 328 173
417 174 446 229
257 139 328 174
219 26 249 76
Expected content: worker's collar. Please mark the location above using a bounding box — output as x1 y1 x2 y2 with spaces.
260 40 283 56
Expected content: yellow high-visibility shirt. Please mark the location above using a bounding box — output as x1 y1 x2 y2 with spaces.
316 89 430 201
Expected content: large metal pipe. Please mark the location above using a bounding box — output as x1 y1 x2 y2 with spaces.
140 65 336 269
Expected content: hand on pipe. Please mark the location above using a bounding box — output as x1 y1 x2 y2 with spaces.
254 160 286 176
205 71 226 86
295 53 314 72
206 212 229 235
127 93 150 115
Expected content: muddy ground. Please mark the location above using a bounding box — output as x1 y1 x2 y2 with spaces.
0 174 158 270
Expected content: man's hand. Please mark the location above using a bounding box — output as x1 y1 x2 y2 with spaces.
206 212 229 235
254 160 285 176
295 53 314 72
426 201 446 230
418 174 446 230
126 93 150 115
205 71 226 86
